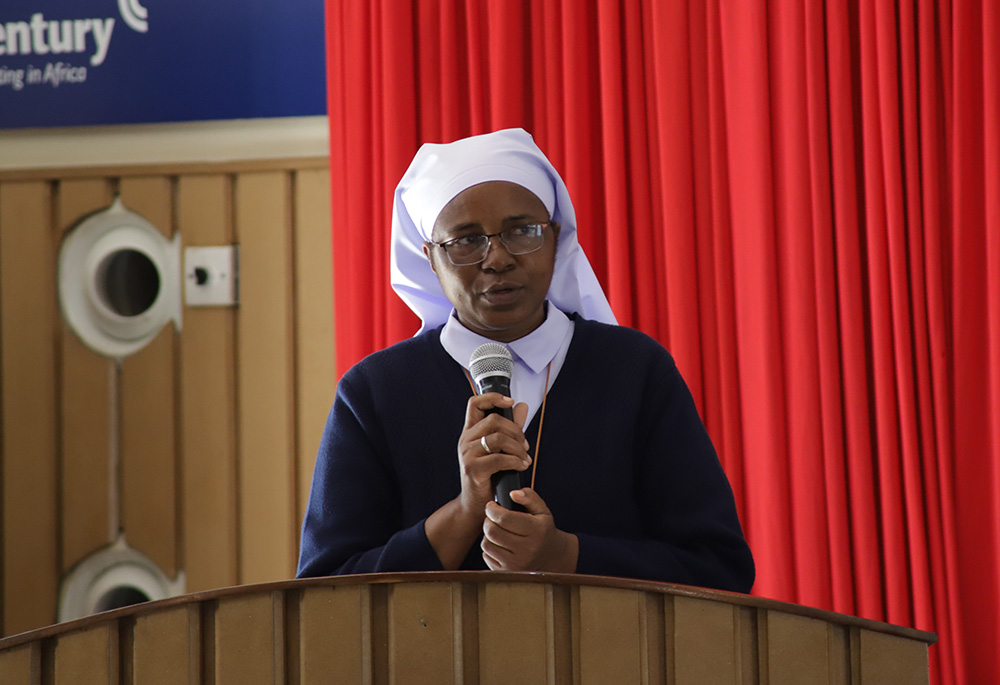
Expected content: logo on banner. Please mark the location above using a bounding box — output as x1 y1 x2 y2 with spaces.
118 0 148 33
0 2 149 91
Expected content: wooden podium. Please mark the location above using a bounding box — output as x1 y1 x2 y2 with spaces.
0 572 935 684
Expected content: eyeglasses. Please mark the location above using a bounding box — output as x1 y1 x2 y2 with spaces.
428 223 549 266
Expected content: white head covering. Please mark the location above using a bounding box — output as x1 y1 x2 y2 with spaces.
390 128 617 333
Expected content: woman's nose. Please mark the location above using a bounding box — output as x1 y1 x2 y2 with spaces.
480 234 515 270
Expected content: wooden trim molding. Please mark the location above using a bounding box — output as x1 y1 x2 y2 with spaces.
0 156 330 182
0 117 329 173
0 572 937 651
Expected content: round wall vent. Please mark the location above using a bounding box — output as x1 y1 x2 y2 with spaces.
57 535 185 623
59 197 181 358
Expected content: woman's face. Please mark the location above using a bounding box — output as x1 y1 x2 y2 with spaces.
424 181 560 342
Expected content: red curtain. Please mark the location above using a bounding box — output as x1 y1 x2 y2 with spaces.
324 2 999 683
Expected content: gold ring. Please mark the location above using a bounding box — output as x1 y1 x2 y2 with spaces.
481 435 491 454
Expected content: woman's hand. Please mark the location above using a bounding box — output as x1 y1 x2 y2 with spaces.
481 488 579 573
455 392 531 520
426 392 530 569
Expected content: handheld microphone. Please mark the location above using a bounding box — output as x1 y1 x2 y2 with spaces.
469 342 525 511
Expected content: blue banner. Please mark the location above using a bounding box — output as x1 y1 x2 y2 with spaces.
0 0 326 129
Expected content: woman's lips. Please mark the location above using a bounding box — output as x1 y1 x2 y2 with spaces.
481 284 522 305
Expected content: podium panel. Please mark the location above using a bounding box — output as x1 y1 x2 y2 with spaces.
132 606 199 684
0 572 935 684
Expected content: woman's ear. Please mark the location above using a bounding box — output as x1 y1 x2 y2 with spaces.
422 242 438 274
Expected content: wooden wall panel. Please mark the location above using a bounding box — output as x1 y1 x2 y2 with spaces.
59 332 114 572
57 179 116 573
118 177 179 578
292 168 335 529
0 181 61 636
235 171 297 584
1 160 332 637
177 174 239 593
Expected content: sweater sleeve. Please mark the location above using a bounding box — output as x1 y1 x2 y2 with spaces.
571 343 754 593
296 371 443 577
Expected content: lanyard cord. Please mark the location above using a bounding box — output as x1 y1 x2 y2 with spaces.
465 362 551 490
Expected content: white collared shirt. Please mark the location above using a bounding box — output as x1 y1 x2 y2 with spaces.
439 303 575 427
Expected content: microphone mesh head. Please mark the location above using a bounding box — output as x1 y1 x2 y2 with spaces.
469 342 513 386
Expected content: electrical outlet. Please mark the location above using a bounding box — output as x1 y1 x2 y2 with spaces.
184 245 238 306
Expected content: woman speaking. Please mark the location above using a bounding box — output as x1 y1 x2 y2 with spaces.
297 129 754 592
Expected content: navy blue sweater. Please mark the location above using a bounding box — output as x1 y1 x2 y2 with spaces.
298 317 754 592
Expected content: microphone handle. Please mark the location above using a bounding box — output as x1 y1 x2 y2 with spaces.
484 404 526 512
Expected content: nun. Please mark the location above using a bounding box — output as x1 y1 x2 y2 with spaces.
297 128 754 592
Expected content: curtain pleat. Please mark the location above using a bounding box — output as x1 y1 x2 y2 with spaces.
804 0 854 616
594 2 632 329
687 0 717 418
951 2 1000 682
770 0 833 608
823 0 879 624
323 2 999 682
655 2 707 399
986 14 1000 682
702 0 745 511
951 11 988 619
867 0 914 627
719 0 800 602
